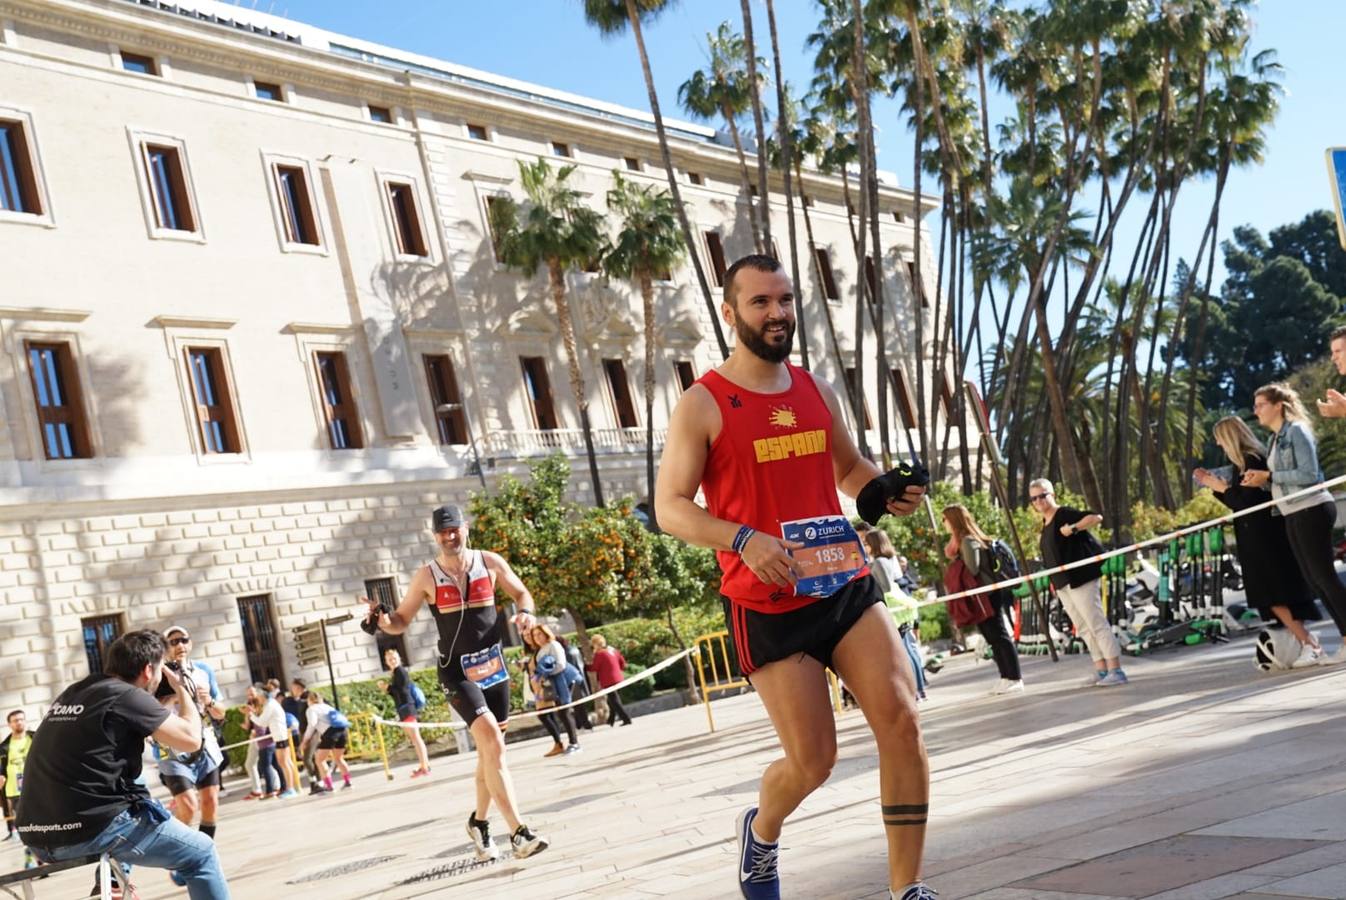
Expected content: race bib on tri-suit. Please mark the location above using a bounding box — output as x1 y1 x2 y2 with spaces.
781 515 869 598
460 644 508 689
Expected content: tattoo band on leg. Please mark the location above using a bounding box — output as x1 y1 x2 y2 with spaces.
881 803 928 827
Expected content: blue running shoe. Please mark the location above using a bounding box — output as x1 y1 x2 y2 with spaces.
893 884 939 900
735 807 780 899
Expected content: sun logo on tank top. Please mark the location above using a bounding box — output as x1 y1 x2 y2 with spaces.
768 405 798 428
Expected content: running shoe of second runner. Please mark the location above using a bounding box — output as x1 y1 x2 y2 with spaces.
466 813 499 861
892 884 939 900
510 824 549 859
735 806 780 899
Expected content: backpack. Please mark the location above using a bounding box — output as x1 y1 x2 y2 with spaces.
986 539 1021 581
410 681 427 712
327 709 350 730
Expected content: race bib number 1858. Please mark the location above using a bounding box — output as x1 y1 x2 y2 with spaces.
781 516 869 598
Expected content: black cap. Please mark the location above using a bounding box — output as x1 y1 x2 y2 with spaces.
432 504 466 532
856 461 931 526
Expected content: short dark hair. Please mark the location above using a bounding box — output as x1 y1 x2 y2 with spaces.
723 253 783 308
290 678 306 689
6 710 22 723
105 630 166 681
1331 325 1346 343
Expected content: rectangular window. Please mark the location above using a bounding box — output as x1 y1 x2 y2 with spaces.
466 123 489 141
891 368 917 430
0 120 41 214
368 104 393 123
843 366 873 430
551 141 572 158
424 354 467 445
254 81 283 102
520 356 559 430
907 261 929 308
387 182 428 256
814 246 839 300
237 595 285 685
25 342 91 460
675 360 696 393
892 210 905 223
82 614 124 676
938 376 956 418
624 156 641 172
365 578 409 664
603 359 638 428
185 347 241 454
704 231 727 287
274 164 320 246
688 172 704 186
314 351 363 450
484 195 506 259
865 255 877 299
143 144 195 232
120 51 158 75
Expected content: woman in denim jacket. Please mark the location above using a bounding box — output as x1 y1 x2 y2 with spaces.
1241 383 1346 665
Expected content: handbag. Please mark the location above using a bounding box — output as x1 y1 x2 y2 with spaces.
948 593 994 628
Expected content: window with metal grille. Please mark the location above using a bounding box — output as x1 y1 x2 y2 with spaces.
703 231 727 287
424 354 467 445
185 347 241 454
25 342 91 460
603 359 638 428
0 120 41 214
237 595 285 685
387 182 428 256
143 144 195 232
274 164 319 245
314 351 363 450
81 614 124 676
365 578 409 665
520 357 559 430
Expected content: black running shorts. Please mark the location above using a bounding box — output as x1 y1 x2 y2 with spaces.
722 574 884 678
440 672 510 729
317 728 348 750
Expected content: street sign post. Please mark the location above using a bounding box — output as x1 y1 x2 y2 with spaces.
292 613 353 710
1327 148 1346 251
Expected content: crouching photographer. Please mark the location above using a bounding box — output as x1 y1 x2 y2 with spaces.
15 630 230 899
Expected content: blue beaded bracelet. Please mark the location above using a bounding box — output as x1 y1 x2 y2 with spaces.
732 525 755 554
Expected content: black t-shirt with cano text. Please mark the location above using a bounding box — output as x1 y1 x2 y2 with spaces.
16 674 169 849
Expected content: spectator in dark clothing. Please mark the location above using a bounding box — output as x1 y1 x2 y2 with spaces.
1196 416 1320 661
557 637 594 730
942 505 1023 695
380 649 430 777
588 634 633 726
283 679 312 788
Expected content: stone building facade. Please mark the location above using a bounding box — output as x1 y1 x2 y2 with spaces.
0 0 947 714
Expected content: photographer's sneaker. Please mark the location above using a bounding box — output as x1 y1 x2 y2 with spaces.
1083 670 1107 686
991 678 1025 695
510 824 549 859
736 806 780 899
466 813 498 862
892 883 939 900
1292 643 1324 668
1094 670 1129 687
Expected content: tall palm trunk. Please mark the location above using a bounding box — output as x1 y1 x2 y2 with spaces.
549 260 605 508
767 0 808 369
740 0 771 252
641 273 658 528
722 107 764 254
849 0 869 459
623 0 728 359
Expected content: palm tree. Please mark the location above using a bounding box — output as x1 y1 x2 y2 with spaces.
490 158 609 508
739 0 772 251
765 4 809 370
582 0 729 360
679 22 765 253
604 171 685 529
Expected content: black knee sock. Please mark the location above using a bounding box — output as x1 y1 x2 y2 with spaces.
199 822 216 840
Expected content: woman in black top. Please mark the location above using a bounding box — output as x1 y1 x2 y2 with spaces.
381 648 431 778
1194 416 1321 655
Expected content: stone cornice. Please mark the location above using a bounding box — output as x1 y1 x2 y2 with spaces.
0 306 91 322
151 314 236 330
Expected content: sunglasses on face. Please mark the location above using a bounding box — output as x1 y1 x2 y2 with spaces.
168 636 191 647
1029 494 1050 503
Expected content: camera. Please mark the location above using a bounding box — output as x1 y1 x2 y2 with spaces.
857 460 932 526
360 598 392 635
166 660 182 673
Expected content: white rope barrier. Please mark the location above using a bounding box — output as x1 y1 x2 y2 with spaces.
218 730 290 753
931 472 1346 607
372 646 698 731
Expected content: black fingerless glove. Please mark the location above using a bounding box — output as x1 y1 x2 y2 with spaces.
857 460 931 526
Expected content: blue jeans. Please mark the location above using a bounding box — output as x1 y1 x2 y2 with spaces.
31 804 228 899
257 745 278 793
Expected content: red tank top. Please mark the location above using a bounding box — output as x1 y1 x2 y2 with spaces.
698 364 861 613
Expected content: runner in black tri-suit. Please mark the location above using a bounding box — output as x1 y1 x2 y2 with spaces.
361 504 548 862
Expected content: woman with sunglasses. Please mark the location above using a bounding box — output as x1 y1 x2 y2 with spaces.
1030 480 1128 686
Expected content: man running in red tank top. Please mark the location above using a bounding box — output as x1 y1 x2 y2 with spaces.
656 254 935 900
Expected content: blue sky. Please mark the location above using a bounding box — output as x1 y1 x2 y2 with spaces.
267 0 1343 291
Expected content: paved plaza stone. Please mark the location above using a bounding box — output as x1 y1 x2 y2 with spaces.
4 629 1345 899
